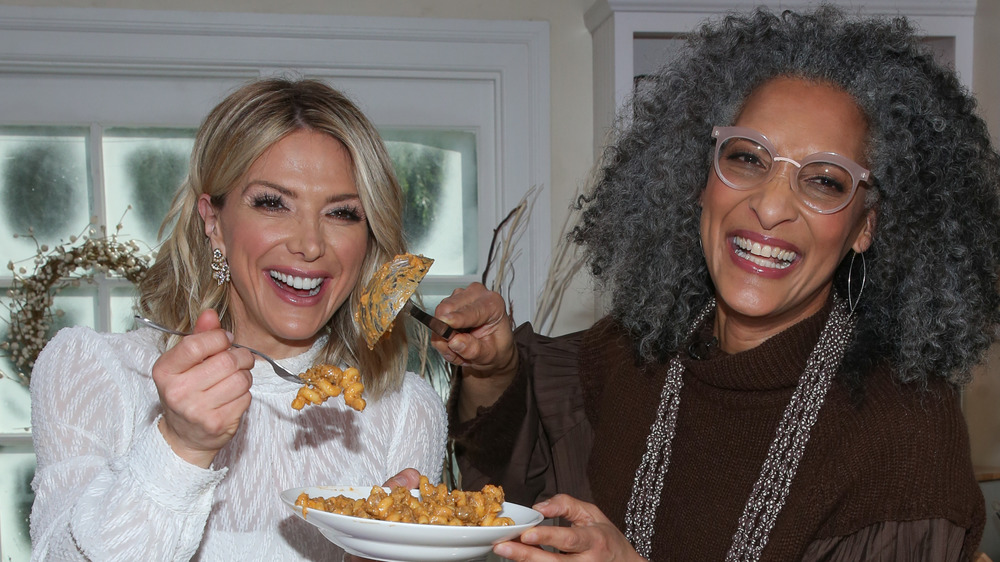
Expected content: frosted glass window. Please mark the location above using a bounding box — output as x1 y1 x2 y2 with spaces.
0 300 32 560
0 128 90 269
0 445 34 562
103 129 195 247
381 130 478 277
0 373 30 437
110 285 142 333
922 36 956 68
0 293 30 436
633 34 684 79
1 289 95 434
0 290 93 558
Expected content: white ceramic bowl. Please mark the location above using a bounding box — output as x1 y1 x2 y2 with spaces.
281 485 544 562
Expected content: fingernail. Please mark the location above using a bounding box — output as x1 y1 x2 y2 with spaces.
448 339 466 353
225 331 234 342
493 543 512 557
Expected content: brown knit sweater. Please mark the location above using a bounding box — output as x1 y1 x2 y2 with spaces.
450 305 985 560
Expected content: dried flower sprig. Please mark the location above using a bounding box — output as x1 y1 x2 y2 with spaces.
482 186 537 322
1 216 153 387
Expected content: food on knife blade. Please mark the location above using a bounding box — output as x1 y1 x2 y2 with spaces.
295 474 515 527
355 253 434 349
291 364 366 412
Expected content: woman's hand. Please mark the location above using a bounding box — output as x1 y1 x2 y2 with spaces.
343 468 423 562
152 309 254 468
493 495 646 562
432 283 519 421
381 468 421 490
433 282 517 375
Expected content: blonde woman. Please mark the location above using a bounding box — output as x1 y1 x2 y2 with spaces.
29 78 446 560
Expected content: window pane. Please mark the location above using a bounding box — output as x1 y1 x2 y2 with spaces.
0 291 30 436
381 130 478 276
0 127 91 269
0 375 30 436
0 292 35 562
103 129 195 248
110 285 141 333
45 289 97 342
1 288 95 434
0 445 34 562
1 290 27 425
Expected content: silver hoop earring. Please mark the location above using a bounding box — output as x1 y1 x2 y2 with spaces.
211 248 230 285
847 251 866 314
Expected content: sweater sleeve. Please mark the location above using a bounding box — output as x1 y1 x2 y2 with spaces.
448 322 591 505
802 519 971 561
29 327 225 562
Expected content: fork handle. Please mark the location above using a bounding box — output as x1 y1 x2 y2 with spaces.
135 315 300 383
403 301 456 340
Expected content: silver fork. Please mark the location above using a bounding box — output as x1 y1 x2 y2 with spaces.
134 315 302 384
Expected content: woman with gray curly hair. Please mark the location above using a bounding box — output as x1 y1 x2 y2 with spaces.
434 6 1000 561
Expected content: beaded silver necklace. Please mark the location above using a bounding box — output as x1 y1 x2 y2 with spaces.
624 296 854 560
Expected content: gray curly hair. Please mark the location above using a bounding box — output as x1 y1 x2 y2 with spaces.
572 5 1000 388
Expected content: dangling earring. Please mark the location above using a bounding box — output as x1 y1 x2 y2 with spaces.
211 248 230 285
847 251 866 314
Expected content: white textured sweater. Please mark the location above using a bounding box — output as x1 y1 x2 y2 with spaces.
28 326 448 561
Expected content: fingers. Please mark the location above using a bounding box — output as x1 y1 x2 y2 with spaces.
154 314 235 386
495 495 644 561
492 540 560 562
383 468 421 489
431 283 517 376
152 309 255 468
532 494 606 525
164 331 254 394
434 283 509 332
158 348 254 409
438 332 499 368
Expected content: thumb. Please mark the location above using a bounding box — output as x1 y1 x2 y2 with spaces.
533 494 607 526
194 308 223 334
383 468 421 489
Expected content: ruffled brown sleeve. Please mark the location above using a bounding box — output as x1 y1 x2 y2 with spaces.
802 519 973 561
448 322 590 505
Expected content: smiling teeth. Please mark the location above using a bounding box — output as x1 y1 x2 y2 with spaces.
270 271 323 292
733 236 798 269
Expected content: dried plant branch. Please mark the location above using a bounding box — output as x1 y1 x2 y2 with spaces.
533 187 586 336
483 187 537 322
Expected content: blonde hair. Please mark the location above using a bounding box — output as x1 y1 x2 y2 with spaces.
138 77 408 398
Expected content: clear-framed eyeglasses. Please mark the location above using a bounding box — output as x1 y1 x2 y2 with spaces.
711 126 871 214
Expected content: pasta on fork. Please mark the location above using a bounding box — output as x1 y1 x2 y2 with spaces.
291 364 366 411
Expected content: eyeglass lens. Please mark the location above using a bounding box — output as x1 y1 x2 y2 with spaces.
716 136 855 212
